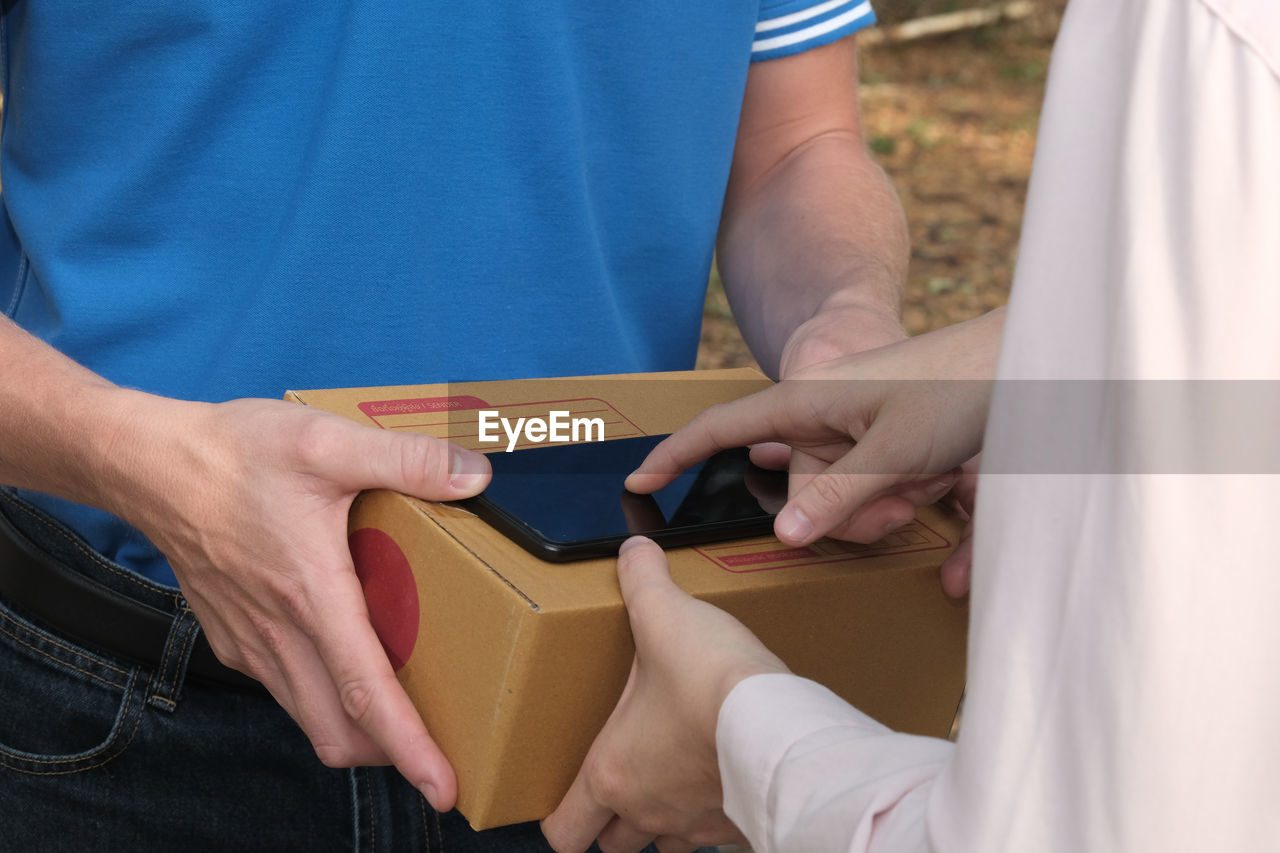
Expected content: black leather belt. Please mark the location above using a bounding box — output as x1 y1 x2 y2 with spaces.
0 513 264 693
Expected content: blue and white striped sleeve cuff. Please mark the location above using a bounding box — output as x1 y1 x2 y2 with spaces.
751 0 877 62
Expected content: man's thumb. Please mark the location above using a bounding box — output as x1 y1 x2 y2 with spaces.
352 426 491 499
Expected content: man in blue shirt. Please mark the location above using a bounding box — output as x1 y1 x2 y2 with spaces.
0 2 914 849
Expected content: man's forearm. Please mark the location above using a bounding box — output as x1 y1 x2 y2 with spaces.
0 316 162 511
714 37 909 378
717 131 909 377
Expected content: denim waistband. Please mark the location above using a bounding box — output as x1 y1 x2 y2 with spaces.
0 487 180 615
0 486 263 693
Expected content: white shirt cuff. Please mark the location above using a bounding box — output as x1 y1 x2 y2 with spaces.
717 673 952 853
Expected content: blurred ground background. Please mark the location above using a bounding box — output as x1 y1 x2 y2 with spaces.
696 0 1066 371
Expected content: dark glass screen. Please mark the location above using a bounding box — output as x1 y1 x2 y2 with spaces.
462 434 787 551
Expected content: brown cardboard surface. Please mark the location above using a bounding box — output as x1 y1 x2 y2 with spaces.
288 369 968 830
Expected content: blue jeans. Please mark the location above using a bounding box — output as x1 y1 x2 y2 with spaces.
0 490 657 852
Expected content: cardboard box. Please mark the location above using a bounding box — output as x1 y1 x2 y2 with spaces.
287 369 968 830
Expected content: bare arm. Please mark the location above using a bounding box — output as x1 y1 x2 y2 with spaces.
718 36 909 379
0 316 142 504
0 315 487 810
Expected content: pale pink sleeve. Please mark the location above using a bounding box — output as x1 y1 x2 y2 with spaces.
717 674 951 853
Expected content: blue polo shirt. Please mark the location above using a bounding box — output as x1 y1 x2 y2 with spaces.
0 0 875 585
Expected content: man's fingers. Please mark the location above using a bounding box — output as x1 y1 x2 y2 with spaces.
203 604 393 768
307 572 458 810
374 430 491 499
541 766 616 853
330 639 456 809
272 638 391 767
312 418 492 500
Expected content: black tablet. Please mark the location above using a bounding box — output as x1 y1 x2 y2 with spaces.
455 433 786 561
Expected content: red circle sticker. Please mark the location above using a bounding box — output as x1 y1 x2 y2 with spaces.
348 528 419 672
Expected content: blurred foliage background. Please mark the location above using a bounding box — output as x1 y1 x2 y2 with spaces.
874 0 1015 22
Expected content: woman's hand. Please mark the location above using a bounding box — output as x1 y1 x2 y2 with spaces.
628 309 1003 557
542 537 786 853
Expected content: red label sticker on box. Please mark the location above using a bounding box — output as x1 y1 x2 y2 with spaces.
696 519 952 573
358 395 492 422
